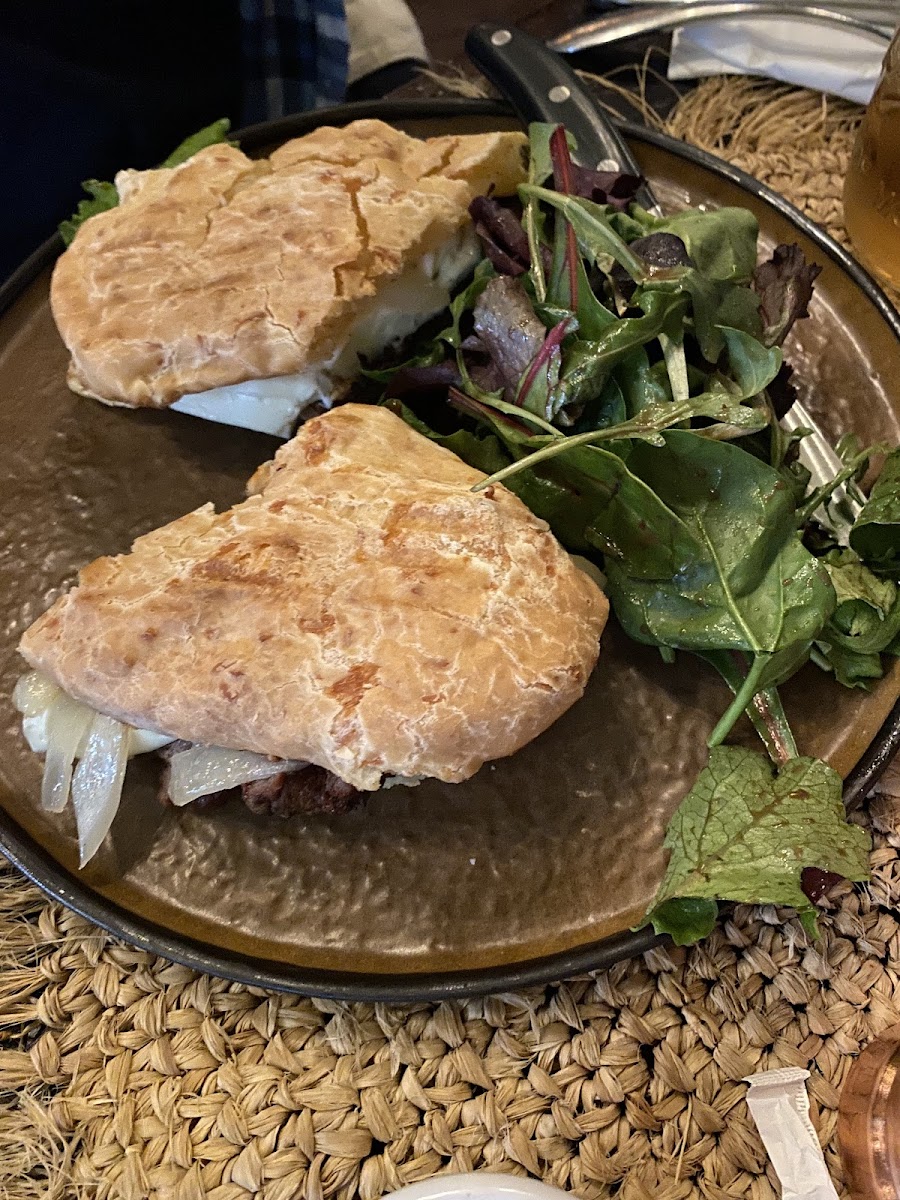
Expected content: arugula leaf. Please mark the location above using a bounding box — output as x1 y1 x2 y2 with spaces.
850 448 900 574
523 123 561 302
58 117 234 244
360 343 448 386
518 185 647 281
473 396 768 491
644 746 871 944
58 180 119 245
566 254 619 341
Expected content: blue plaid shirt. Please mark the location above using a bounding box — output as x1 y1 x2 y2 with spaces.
240 0 349 123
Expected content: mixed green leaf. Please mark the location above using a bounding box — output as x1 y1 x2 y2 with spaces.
646 747 870 945
59 118 234 245
364 121 900 943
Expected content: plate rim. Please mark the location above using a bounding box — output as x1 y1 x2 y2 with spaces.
1 95 898 1002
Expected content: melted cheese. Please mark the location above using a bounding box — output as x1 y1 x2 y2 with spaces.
171 227 482 438
16 673 173 759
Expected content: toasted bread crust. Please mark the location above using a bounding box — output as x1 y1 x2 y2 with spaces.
50 122 526 408
19 405 608 789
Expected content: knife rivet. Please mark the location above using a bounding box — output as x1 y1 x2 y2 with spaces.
597 158 619 171
490 29 512 45
548 85 570 103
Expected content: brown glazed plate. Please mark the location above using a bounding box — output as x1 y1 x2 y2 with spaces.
1 98 900 1002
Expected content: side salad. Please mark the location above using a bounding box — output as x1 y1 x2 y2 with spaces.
364 123 900 945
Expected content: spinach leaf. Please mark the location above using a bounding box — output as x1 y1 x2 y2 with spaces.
552 288 689 416
572 375 628 433
614 347 670 416
717 326 782 399
645 746 871 944
601 432 835 740
678 271 763 362
814 549 900 687
849 448 900 574
645 207 760 282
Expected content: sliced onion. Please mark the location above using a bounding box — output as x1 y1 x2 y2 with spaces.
70 713 128 866
569 554 607 592
128 728 175 755
381 775 423 790
13 671 61 717
168 746 307 807
40 693 94 814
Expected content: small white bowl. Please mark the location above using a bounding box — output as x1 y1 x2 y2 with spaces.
388 1173 572 1200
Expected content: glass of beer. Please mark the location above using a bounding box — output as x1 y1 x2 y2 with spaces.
843 29 900 289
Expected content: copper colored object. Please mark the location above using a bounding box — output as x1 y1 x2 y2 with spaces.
844 29 900 290
839 1023 900 1200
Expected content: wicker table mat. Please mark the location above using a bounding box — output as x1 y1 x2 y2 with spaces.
3 77 900 1200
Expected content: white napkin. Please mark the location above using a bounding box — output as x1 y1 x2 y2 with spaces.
668 15 893 103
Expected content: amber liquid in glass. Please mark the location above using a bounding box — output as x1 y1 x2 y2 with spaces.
843 31 900 289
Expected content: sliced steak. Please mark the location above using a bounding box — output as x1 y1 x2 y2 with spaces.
156 744 361 817
242 766 361 817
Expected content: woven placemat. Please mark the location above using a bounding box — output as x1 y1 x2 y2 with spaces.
3 77 900 1200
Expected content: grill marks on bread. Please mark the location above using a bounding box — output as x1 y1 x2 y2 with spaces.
19 405 608 790
50 122 528 408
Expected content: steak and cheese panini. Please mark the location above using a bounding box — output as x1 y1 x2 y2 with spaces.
50 121 527 437
16 404 608 865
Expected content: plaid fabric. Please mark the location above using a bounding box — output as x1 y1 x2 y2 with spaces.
240 0 349 123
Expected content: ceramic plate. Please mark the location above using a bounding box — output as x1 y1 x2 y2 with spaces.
1 98 898 1000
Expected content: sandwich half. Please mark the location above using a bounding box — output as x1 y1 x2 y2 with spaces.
50 120 527 437
16 404 609 865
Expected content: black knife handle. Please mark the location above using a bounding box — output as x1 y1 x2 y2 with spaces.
464 22 660 213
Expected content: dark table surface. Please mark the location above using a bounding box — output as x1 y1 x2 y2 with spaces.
409 0 593 64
